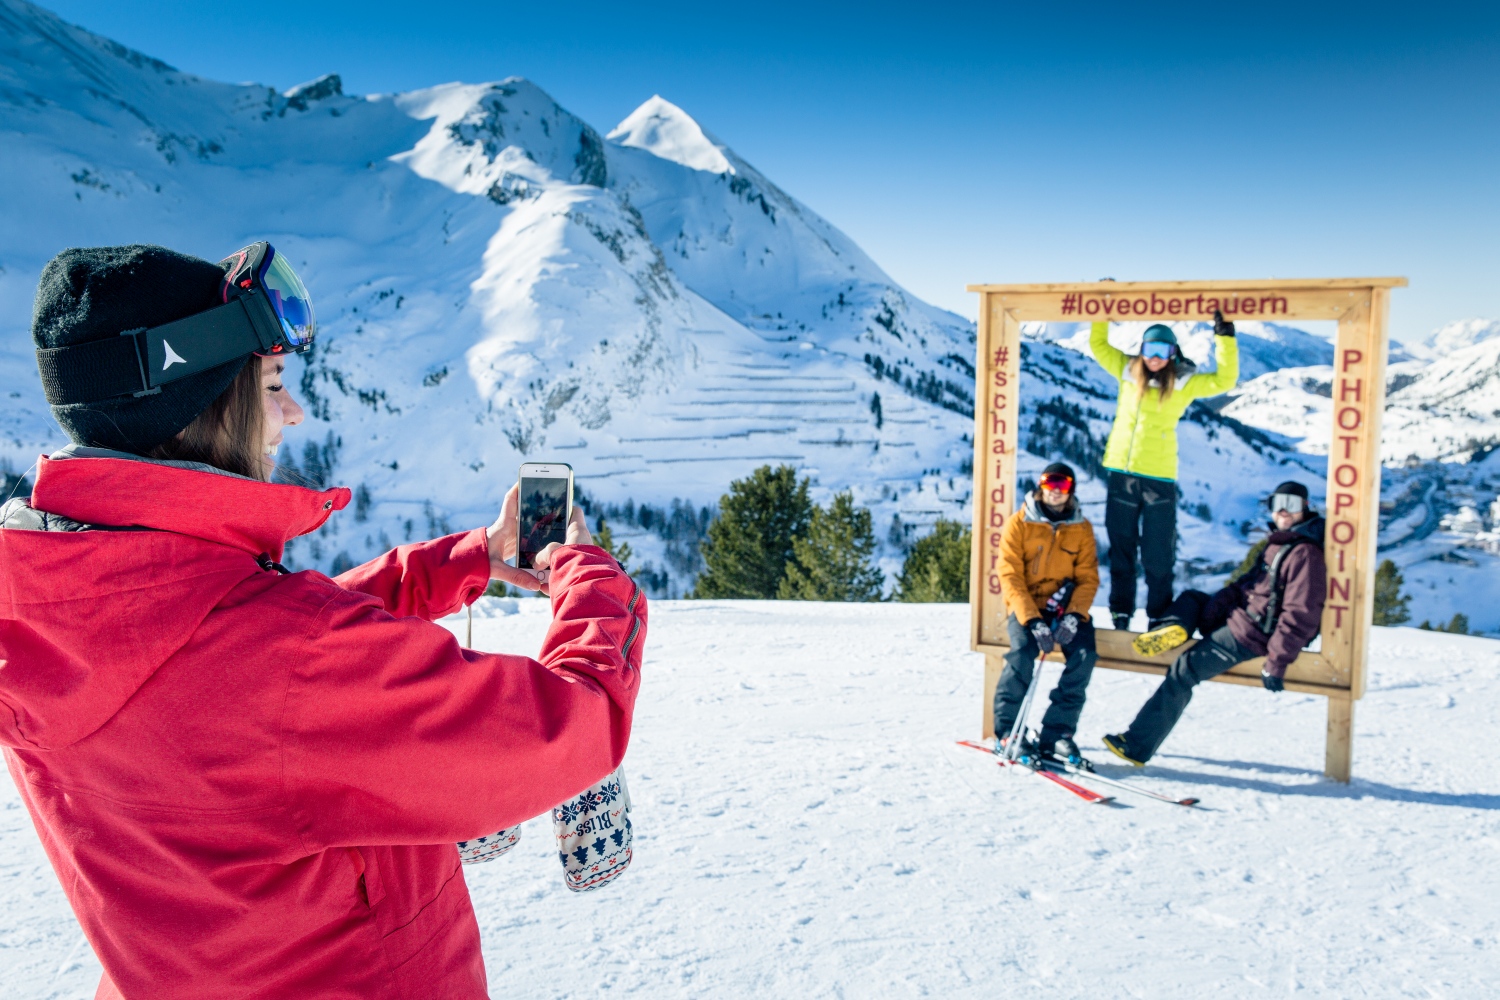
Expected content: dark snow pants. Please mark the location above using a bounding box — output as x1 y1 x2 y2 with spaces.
1120 625 1258 762
1105 471 1177 620
1157 588 1234 638
994 613 1098 747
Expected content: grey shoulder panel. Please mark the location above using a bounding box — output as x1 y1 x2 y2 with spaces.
0 497 89 532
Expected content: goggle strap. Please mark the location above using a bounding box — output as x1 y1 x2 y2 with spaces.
36 296 274 405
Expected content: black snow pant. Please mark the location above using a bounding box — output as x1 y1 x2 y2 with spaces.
1105 471 1177 621
994 613 1098 747
1119 625 1258 762
1156 589 1233 638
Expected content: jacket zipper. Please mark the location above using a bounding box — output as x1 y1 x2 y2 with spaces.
621 585 642 661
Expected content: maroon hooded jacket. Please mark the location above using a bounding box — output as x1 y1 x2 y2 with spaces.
1208 515 1326 678
0 452 644 999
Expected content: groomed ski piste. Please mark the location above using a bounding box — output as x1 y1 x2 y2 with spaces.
4 601 1496 998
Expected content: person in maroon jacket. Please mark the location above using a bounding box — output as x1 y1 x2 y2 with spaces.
0 244 645 999
1102 481 1326 766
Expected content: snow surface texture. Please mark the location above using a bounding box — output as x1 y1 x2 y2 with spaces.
3 0 1500 624
3 601 1498 997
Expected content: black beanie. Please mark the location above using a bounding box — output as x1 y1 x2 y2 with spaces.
31 245 252 454
1042 461 1076 482
1271 481 1310 501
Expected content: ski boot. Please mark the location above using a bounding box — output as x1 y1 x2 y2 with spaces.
1111 612 1132 631
1044 737 1094 772
1133 621 1189 658
995 732 1040 767
1101 733 1146 767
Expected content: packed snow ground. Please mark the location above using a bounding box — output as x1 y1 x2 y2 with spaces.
4 601 1498 998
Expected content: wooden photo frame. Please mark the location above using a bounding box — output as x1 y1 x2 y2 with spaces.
966 278 1406 781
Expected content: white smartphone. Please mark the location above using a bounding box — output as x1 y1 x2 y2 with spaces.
516 462 574 569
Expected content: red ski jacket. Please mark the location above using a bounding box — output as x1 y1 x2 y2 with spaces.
0 451 645 999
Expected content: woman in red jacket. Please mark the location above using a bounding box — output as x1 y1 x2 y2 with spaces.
0 244 645 999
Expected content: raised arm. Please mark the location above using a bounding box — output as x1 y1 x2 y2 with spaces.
1090 321 1129 379
1185 332 1239 399
282 544 644 850
1184 310 1240 399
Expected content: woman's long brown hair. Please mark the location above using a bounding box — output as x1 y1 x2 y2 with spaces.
1128 355 1176 404
148 359 266 480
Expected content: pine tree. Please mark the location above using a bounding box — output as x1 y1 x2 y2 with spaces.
895 518 972 602
778 491 884 601
1372 559 1411 626
693 465 813 598
594 515 633 573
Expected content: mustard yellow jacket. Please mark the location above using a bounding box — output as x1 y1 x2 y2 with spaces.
1090 321 1239 481
999 493 1099 623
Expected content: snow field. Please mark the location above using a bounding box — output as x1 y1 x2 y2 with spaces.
6 601 1499 997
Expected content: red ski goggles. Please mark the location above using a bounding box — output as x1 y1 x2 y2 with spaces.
1039 473 1075 493
38 241 317 405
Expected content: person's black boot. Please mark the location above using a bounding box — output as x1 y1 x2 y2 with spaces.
1111 613 1131 631
1045 737 1094 772
1102 733 1146 767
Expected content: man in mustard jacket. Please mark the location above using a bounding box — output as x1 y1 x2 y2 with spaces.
995 462 1101 768
1090 312 1239 630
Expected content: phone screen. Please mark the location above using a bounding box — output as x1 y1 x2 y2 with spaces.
518 475 570 569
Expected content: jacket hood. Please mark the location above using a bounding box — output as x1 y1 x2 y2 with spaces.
1021 491 1086 525
0 451 349 751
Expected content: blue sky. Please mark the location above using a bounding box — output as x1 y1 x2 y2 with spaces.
38 0 1500 344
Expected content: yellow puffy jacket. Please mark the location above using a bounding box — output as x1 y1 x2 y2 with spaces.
1090 321 1239 481
999 493 1099 623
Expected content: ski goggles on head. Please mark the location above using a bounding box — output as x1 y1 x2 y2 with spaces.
37 241 317 406
220 241 317 352
1140 341 1176 360
1268 493 1307 514
1039 473 1075 493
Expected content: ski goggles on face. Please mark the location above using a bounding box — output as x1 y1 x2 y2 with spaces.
1039 473 1075 493
1140 341 1176 360
37 241 317 405
1269 493 1306 514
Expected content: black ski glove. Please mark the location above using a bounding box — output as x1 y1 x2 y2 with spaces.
1027 617 1055 654
1213 308 1236 338
1261 670 1284 693
1053 612 1084 648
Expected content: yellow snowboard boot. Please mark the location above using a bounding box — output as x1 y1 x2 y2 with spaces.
1132 623 1188 658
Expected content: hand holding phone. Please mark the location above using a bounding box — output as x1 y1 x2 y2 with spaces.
486 464 592 594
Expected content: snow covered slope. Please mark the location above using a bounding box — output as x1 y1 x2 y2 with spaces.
3 0 1498 622
5 601 1499 997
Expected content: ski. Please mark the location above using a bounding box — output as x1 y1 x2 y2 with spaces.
955 741 1114 804
1040 761 1200 807
1023 762 1114 803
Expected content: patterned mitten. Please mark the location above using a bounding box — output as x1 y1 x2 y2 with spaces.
552 766 633 892
456 825 523 865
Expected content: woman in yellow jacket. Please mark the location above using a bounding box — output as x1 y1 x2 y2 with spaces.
1091 311 1238 630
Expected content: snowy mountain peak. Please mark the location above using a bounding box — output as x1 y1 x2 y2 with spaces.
1402 317 1500 361
607 95 733 175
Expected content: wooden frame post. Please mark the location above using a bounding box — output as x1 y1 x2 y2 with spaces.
965 278 1406 782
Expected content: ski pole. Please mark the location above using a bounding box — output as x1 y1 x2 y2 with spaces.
1004 651 1048 763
